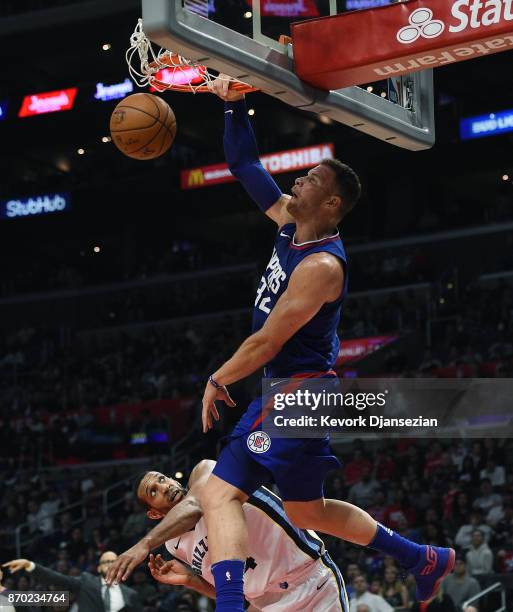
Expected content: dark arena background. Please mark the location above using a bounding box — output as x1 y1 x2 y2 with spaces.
1 1 513 611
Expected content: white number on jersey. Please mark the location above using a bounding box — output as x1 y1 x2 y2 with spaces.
255 276 272 314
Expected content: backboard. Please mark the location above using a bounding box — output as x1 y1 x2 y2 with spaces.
141 0 435 150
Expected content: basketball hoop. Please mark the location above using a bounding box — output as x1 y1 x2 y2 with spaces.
126 19 257 94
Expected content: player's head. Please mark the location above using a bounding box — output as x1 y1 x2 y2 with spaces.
134 470 187 519
287 159 361 225
97 551 118 577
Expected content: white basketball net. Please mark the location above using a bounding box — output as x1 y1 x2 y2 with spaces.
126 19 254 94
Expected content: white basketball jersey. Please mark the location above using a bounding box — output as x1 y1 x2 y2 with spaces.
165 487 327 601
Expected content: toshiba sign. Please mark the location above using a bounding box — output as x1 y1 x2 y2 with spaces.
292 0 513 90
180 144 334 190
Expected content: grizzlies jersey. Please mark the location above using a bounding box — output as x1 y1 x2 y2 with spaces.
252 223 348 377
165 487 341 603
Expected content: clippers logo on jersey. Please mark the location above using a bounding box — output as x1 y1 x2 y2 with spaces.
247 431 271 454
254 248 287 315
397 8 445 43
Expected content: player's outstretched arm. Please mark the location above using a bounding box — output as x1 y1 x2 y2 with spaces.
106 460 215 584
202 254 343 430
209 75 294 228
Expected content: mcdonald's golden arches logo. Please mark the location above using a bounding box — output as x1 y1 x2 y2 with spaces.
188 169 205 187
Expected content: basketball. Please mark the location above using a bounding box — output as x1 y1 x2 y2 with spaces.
109 93 176 160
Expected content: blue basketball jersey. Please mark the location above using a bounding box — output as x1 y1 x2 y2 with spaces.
252 223 348 377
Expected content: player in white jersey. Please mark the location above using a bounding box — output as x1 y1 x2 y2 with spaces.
133 460 348 611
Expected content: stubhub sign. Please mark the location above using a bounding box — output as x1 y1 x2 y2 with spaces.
1 193 70 220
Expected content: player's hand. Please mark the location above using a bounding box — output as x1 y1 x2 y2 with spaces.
202 379 236 433
207 74 245 102
2 559 32 573
148 554 193 586
105 539 151 585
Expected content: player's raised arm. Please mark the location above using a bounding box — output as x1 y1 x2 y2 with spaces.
208 75 293 227
202 253 344 430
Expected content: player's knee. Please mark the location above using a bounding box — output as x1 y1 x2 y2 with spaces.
286 512 311 529
200 477 244 513
284 502 325 530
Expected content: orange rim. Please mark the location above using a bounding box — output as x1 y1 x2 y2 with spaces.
148 53 258 93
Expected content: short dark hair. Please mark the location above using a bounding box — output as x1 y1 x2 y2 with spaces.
321 158 362 219
132 470 150 509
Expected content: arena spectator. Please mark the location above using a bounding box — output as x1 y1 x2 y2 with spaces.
66 528 87 561
486 496 509 527
497 533 513 573
26 500 44 535
492 504 513 548
367 490 387 524
379 566 409 609
458 455 478 486
349 574 393 612
131 568 157 606
122 501 148 539
480 459 506 487
468 443 486 474
38 489 61 534
455 511 493 549
443 557 480 609
465 529 494 576
344 450 373 487
473 479 503 514
345 563 363 598
373 449 396 483
348 468 380 508
3 551 142 611
383 488 416 530
452 492 473 527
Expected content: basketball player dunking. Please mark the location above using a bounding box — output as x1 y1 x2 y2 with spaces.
195 76 455 611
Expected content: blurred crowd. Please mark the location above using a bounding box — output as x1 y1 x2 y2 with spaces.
320 437 513 611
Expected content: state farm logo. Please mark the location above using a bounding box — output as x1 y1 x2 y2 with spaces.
397 8 445 44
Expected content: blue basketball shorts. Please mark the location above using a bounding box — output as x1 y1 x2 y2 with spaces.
212 395 341 501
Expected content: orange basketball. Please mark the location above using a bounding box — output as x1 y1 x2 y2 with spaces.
110 93 177 160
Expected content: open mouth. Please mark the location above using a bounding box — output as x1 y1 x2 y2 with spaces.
169 489 183 503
